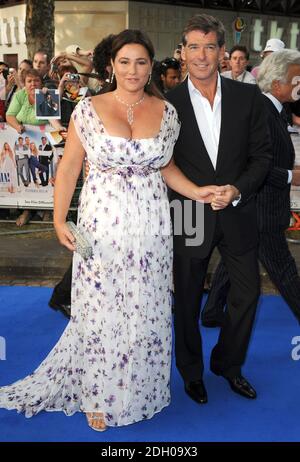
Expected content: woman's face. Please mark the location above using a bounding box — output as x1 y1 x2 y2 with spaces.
113 43 152 93
25 75 42 95
4 142 9 150
18 62 32 81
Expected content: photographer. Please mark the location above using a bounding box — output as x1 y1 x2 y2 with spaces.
5 60 33 111
50 50 92 87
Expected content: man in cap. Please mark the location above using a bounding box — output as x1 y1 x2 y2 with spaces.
251 38 285 78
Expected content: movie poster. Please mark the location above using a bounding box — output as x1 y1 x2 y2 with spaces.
0 123 61 208
290 133 300 211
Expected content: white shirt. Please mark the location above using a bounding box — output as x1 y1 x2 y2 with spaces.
188 74 221 170
188 74 241 205
221 70 256 85
263 92 292 184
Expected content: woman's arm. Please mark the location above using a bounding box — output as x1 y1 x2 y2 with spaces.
54 118 85 250
161 157 217 203
6 91 25 133
6 114 24 133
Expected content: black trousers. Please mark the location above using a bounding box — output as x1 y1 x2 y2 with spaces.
50 262 72 304
202 230 300 324
174 218 260 382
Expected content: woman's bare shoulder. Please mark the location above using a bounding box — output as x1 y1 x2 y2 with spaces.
91 92 113 107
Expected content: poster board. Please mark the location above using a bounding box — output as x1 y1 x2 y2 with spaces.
0 123 81 210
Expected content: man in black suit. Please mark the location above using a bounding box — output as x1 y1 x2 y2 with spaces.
201 49 300 327
163 14 271 403
38 136 53 186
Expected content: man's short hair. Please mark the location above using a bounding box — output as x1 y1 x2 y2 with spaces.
229 45 249 60
34 50 50 64
182 13 225 48
160 57 181 76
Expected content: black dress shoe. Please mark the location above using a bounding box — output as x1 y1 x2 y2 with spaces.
225 375 257 399
184 380 208 404
49 299 71 319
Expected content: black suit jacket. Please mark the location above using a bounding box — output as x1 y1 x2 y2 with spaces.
256 96 295 232
167 77 271 258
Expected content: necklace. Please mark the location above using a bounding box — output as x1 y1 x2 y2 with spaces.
114 92 145 125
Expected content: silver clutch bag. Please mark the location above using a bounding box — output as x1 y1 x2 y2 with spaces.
66 221 93 259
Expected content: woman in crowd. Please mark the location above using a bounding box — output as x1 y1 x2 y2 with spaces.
5 59 33 110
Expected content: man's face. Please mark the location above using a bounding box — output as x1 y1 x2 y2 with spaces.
33 52 49 77
182 30 224 83
275 64 300 103
229 50 248 76
25 137 30 145
42 137 47 145
161 68 181 90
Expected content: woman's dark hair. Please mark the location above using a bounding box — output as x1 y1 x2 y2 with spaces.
105 29 163 99
93 34 116 81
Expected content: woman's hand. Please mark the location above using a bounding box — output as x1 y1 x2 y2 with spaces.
17 123 25 134
54 221 76 252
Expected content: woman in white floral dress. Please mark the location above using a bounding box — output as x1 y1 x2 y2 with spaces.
0 30 216 431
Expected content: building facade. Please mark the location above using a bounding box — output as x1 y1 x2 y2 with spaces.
0 0 299 66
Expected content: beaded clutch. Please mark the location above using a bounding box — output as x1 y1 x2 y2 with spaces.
66 221 93 259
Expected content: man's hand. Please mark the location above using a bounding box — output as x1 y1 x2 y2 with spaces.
292 169 300 186
211 184 240 210
194 185 218 203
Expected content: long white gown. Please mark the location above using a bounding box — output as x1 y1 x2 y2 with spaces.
0 153 18 190
0 97 180 427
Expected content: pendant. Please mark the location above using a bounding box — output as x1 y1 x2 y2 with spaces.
127 107 134 125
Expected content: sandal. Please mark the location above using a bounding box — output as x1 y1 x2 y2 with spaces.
86 412 107 432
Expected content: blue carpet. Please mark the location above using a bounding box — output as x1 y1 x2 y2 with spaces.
0 286 299 442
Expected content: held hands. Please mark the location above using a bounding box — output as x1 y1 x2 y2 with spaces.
210 185 240 211
194 185 218 203
54 222 76 252
194 184 240 209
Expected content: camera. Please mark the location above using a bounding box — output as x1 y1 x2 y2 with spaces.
67 73 80 81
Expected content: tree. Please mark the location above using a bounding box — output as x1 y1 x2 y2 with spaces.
25 0 55 60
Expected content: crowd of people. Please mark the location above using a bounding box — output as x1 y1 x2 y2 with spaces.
1 13 300 433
